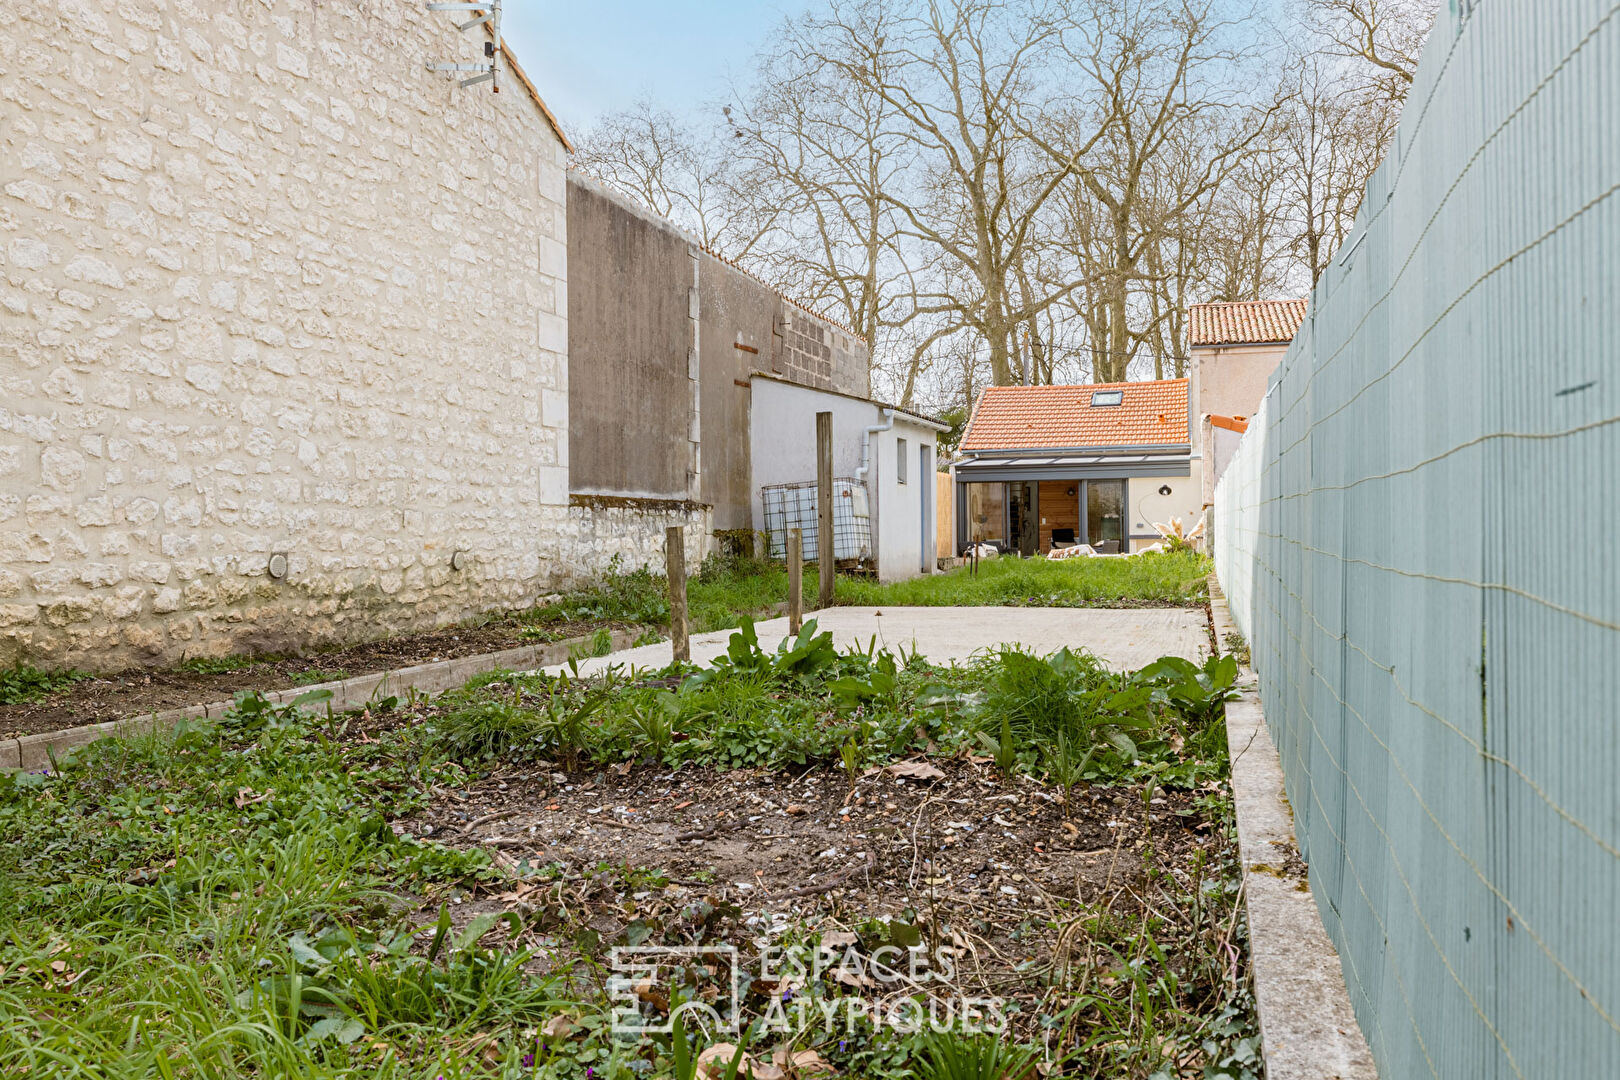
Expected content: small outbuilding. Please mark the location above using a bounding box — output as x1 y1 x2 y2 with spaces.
749 375 946 582
951 380 1197 556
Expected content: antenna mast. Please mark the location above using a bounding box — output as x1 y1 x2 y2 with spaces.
425 1 503 92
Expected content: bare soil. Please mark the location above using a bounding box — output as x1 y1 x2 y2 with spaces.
400 756 1231 1027
0 617 643 739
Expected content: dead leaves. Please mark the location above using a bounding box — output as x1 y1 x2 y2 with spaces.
233 787 272 809
697 1044 836 1080
882 760 945 782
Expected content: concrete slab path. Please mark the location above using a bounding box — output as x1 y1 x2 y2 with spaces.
550 606 1208 676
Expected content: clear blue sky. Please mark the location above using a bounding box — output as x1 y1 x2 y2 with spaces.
501 1 791 136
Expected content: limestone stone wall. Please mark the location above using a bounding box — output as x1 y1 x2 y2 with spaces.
0 1 661 671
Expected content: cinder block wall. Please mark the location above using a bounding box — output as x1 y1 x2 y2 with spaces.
0 1 662 670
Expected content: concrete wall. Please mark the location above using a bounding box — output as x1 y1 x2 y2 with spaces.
566 174 871 534
1200 420 1246 510
566 177 696 500
1190 342 1281 515
696 257 775 532
0 0 624 671
748 376 936 582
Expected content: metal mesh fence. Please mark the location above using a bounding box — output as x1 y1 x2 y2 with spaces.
760 477 873 565
1214 2 1620 1075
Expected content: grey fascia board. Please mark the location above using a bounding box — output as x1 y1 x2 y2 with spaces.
954 460 1191 482
960 442 1191 457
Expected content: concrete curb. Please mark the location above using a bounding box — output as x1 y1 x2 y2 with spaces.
3 627 644 771
1210 576 1377 1080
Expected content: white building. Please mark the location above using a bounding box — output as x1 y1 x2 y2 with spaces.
749 375 945 582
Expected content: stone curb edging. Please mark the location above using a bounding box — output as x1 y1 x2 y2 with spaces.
1209 576 1378 1080
1 627 645 772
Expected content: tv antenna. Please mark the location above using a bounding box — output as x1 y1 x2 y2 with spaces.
425 1 503 91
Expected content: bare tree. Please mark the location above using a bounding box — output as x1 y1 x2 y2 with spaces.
1269 54 1397 284
798 0 1110 387
1301 0 1434 103
573 100 775 260
1039 0 1273 382
724 23 933 399
569 0 1441 411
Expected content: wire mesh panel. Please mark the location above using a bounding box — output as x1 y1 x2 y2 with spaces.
761 477 872 565
1215 2 1620 1075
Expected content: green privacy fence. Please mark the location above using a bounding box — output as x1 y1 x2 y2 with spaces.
1213 1 1620 1076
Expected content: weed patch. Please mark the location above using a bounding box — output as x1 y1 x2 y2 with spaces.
0 664 86 705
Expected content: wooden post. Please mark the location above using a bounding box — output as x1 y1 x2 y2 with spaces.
666 526 689 662
816 411 835 609
787 528 803 634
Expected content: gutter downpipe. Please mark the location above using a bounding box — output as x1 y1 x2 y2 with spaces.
855 407 897 485
855 407 896 569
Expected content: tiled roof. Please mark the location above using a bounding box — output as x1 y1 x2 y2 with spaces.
959 380 1189 452
1187 299 1307 346
1208 414 1250 434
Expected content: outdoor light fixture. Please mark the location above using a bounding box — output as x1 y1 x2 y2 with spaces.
450 550 468 571
1159 484 1172 496
1066 486 1076 497
267 552 289 580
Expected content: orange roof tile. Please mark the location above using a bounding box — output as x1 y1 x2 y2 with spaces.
959 381 1189 452
1208 414 1250 434
1187 299 1307 346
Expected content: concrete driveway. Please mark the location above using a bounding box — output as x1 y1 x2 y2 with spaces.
549 606 1208 676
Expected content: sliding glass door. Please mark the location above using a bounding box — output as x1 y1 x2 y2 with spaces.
963 482 1009 551
1085 479 1125 554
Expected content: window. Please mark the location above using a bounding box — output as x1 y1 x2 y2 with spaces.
1090 389 1123 407
896 438 908 483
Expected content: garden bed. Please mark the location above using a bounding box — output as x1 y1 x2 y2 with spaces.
0 617 646 739
0 617 1256 1078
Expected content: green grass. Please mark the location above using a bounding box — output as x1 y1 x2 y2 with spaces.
514 548 1202 645
837 549 1211 608
423 618 1234 785
519 554 816 636
0 664 87 705
0 626 1253 1079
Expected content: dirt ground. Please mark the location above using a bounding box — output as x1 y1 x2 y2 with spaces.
400 755 1230 1026
0 617 641 739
